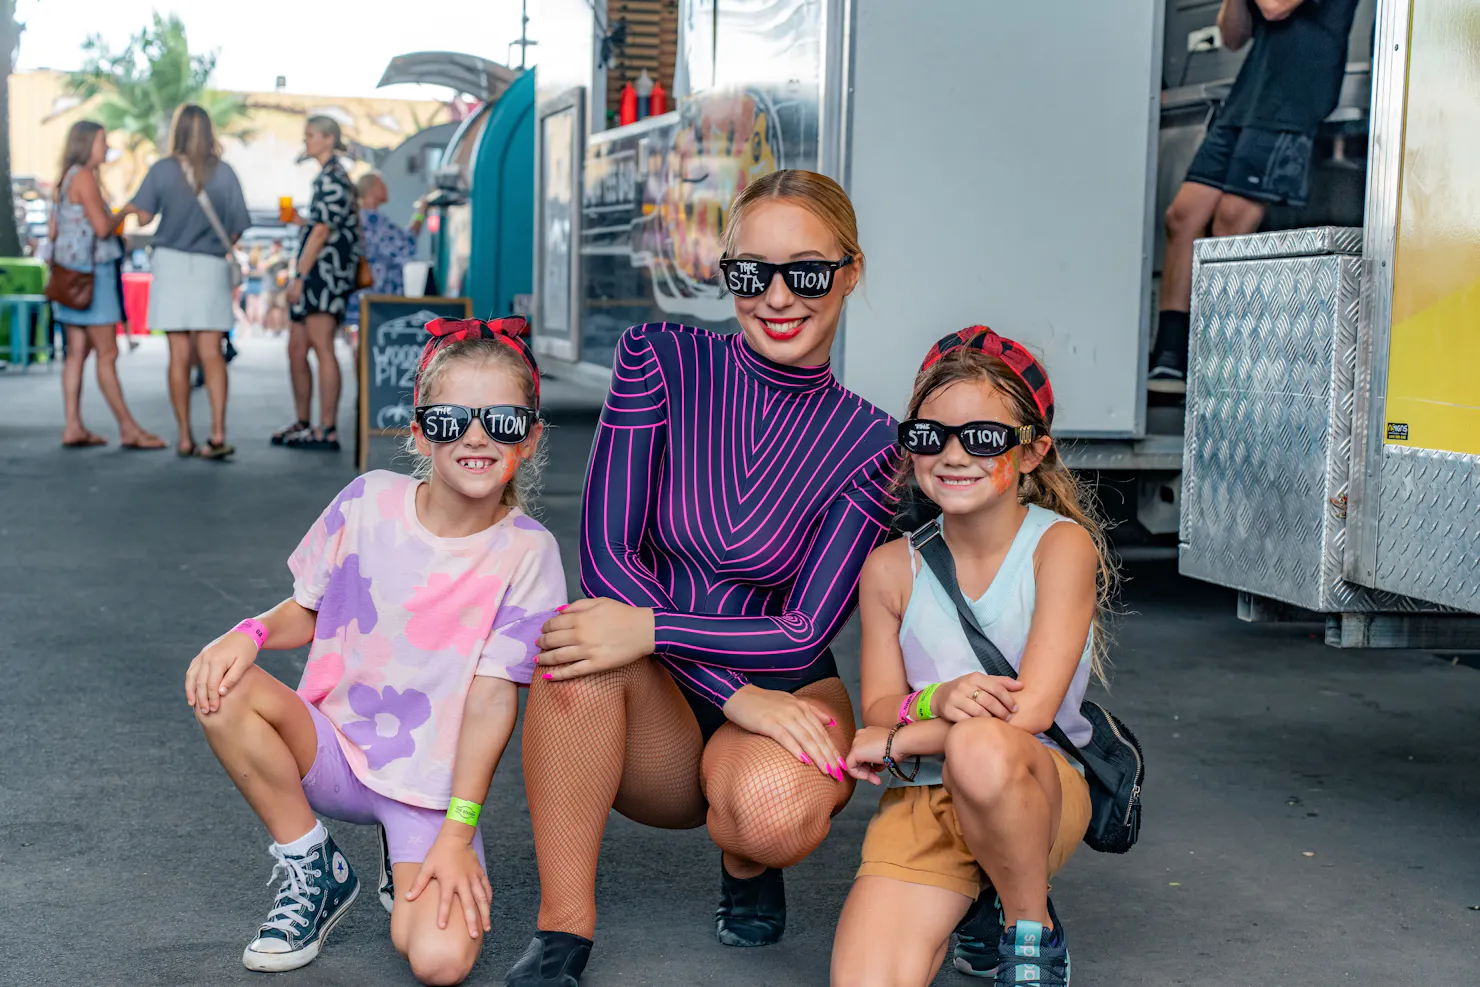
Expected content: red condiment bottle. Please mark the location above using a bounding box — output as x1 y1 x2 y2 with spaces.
619 81 638 126
650 81 667 116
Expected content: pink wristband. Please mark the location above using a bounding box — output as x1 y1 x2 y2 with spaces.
232 618 269 651
899 691 919 725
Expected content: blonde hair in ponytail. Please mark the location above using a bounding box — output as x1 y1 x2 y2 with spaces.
896 347 1118 681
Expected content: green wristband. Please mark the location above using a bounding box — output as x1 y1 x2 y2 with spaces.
446 797 481 827
916 683 941 721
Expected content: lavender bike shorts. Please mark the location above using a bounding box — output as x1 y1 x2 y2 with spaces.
298 696 487 868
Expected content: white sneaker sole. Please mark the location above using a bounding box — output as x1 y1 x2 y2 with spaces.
241 882 359 973
1146 377 1187 395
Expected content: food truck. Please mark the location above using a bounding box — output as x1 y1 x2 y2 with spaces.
531 0 1479 637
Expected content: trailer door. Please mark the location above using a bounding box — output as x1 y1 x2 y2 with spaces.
840 0 1162 436
1348 0 1480 613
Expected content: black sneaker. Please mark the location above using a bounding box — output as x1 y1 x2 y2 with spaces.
994 898 1070 987
241 831 359 972
953 890 1005 977
715 861 785 947
1147 348 1187 394
376 825 394 914
505 931 593 987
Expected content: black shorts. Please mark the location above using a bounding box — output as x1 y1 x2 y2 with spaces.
1185 123 1314 207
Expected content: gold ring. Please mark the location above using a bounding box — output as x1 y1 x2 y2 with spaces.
970 689 981 702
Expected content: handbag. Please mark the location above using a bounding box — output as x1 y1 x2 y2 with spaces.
910 516 1144 854
180 158 242 290
45 262 95 310
356 254 374 290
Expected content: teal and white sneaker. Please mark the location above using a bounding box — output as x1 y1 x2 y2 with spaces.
241 831 359 972
377 825 394 914
994 898 1069 986
953 890 1005 977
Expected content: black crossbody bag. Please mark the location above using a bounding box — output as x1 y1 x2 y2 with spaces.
910 517 1144 854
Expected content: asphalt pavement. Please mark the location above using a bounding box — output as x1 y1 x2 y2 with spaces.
1 337 1477 986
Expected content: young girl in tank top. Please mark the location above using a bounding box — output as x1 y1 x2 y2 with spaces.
183 317 565 983
832 328 1116 987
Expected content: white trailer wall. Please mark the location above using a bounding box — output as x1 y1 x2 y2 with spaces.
842 1 1162 436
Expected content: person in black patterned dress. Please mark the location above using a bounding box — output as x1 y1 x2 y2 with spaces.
278 115 361 452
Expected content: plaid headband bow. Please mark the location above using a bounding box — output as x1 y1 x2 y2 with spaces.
414 316 541 408
918 326 1055 428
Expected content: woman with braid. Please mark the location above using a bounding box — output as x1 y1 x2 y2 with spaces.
507 170 898 986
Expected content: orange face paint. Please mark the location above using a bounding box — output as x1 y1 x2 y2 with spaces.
499 449 522 486
985 448 1019 496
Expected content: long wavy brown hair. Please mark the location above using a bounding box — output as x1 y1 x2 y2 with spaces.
898 346 1119 680
55 120 104 199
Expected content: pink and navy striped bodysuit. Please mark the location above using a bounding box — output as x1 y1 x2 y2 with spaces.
581 323 900 734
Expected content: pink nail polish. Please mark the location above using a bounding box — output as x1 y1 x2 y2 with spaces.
799 753 812 765
542 673 553 680
827 718 836 727
838 757 848 773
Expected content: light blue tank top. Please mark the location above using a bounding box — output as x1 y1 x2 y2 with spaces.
894 504 1093 787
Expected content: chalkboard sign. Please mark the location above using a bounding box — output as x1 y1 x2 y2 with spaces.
356 294 472 472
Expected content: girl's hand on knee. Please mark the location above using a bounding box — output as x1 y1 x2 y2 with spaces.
405 836 492 937
722 685 846 782
536 598 655 680
184 634 261 714
935 672 1022 723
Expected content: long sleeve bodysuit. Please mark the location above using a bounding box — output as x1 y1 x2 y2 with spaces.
580 323 899 735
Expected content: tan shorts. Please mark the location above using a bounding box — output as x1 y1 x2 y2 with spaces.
856 748 1092 898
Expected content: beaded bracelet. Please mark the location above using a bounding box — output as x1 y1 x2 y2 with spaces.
882 721 920 783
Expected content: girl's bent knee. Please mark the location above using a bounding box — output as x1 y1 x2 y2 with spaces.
407 938 477 986
944 719 1032 802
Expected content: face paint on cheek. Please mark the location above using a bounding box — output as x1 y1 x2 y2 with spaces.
986 450 1019 495
499 449 522 486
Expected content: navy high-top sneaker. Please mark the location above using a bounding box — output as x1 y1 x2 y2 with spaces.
953 889 1006 977
241 830 359 972
994 898 1070 986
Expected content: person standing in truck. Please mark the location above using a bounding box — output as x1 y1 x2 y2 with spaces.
1149 0 1361 393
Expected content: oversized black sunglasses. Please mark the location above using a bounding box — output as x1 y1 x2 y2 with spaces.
718 255 854 299
898 419 1043 458
414 404 537 445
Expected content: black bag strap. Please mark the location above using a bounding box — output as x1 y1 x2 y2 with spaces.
910 517 1091 775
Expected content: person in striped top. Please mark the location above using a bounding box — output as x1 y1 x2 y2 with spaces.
507 171 898 986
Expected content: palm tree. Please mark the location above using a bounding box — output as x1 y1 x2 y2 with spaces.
0 0 25 257
67 12 250 155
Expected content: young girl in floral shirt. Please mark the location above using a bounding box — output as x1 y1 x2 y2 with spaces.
185 317 565 983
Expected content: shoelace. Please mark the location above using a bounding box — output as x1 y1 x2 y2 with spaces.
259 845 323 936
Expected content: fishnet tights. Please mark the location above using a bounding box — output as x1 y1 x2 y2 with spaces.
522 662 855 938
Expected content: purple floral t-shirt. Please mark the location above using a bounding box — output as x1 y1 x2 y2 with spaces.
289 470 566 808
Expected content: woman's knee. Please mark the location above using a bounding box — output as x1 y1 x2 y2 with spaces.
943 718 1034 806
707 759 831 857
406 932 478 986
528 666 629 722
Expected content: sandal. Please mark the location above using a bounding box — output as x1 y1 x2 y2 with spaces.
177 439 197 458
285 426 340 452
62 431 108 448
271 419 310 446
121 433 168 451
199 439 235 460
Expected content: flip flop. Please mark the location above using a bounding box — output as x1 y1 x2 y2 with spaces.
121 436 168 451
61 433 107 448
198 439 235 461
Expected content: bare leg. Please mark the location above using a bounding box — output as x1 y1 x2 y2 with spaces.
287 321 312 424
942 717 1062 931
166 332 195 452
305 313 340 433
522 658 707 938
195 665 319 844
60 326 103 445
195 330 230 446
831 876 971 987
702 677 855 878
389 863 484 986
1160 181 1224 314
1211 191 1268 239
86 324 163 447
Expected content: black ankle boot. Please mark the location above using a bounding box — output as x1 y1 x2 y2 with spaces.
715 860 786 947
505 931 592 987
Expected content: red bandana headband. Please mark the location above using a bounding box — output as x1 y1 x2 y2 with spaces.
415 316 541 408
918 326 1055 429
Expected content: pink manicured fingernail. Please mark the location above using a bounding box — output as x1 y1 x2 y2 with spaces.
542 673 553 680
837 758 848 773
556 604 569 613
799 753 812 765
827 718 836 727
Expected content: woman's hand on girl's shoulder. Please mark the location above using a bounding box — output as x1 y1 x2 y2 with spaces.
184 632 262 715
536 597 654 680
